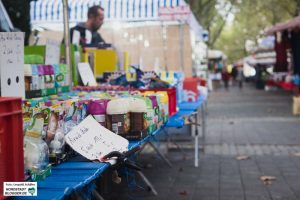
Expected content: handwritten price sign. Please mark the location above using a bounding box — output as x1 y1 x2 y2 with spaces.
45 39 60 64
65 115 129 160
0 32 25 98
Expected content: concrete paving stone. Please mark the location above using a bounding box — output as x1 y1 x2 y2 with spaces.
205 145 215 155
219 194 245 200
268 192 299 200
236 145 248 155
197 181 219 188
192 194 219 200
245 195 271 200
114 84 300 199
194 190 219 198
167 186 195 198
252 145 264 155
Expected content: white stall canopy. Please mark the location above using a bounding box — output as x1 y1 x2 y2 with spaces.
30 0 205 41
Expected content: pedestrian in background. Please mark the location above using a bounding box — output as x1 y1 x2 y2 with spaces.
236 66 244 89
221 67 230 90
231 65 238 85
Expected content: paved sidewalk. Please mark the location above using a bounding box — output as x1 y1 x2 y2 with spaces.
111 83 300 200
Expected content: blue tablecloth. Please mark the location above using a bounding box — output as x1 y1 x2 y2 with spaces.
165 110 194 128
16 162 109 200
165 97 206 128
178 96 205 111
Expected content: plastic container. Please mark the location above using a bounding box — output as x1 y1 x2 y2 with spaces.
24 131 49 172
31 65 40 90
183 78 199 102
139 88 177 116
59 64 69 86
49 65 55 88
88 99 109 127
43 65 50 88
129 98 147 132
106 98 130 136
154 95 163 126
136 96 155 133
147 96 160 128
38 65 45 90
0 98 24 199
24 64 33 91
156 91 169 122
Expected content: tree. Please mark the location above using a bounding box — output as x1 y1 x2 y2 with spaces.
186 0 236 48
187 0 299 63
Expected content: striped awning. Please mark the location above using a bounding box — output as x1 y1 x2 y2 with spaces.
30 0 187 24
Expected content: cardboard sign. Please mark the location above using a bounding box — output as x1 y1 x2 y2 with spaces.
78 62 97 86
0 32 25 98
65 115 129 161
45 39 60 64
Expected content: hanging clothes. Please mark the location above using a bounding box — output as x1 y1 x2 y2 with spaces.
291 30 300 75
274 30 290 72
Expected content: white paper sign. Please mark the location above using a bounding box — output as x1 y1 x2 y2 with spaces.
45 39 60 64
85 30 92 44
65 115 129 160
72 30 80 45
0 32 25 98
78 62 97 86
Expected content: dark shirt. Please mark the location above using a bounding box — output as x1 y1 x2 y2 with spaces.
70 23 105 47
222 71 230 81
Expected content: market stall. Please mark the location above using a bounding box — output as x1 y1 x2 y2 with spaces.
29 0 207 77
266 17 300 95
0 1 208 199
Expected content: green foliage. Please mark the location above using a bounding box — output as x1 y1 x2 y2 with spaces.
187 0 300 63
186 0 234 48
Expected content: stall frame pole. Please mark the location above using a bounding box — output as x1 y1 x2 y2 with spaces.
179 22 185 72
62 0 73 86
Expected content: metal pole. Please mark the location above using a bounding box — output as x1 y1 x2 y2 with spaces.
161 22 168 71
201 103 206 148
206 43 209 88
195 131 199 167
136 171 158 196
179 23 184 71
194 107 201 167
62 0 72 86
148 141 173 168
205 43 209 115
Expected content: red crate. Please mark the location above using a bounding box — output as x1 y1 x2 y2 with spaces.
138 88 177 117
0 98 24 200
183 78 199 102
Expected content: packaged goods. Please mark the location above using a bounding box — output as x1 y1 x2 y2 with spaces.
106 98 130 136
88 99 109 127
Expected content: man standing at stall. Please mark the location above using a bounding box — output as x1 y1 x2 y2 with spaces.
70 5 106 47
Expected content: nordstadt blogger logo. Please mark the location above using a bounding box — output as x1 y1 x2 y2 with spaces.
3 182 37 196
